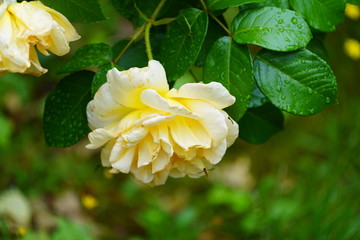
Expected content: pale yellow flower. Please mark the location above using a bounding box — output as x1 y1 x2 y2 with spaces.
0 0 80 76
344 38 360 60
345 3 360 20
87 60 238 186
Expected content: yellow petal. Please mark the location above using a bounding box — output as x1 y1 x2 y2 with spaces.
100 140 116 167
203 140 227 164
87 83 132 129
109 139 136 173
167 82 235 109
183 99 228 147
131 164 154 184
141 89 200 119
0 11 30 71
107 60 169 108
152 150 171 174
170 116 211 151
30 1 80 41
9 1 53 37
222 111 238 147
86 128 118 149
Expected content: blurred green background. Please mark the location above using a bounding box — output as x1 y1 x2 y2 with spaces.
1 2 360 240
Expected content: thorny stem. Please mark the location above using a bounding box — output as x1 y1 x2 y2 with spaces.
200 0 232 36
113 0 167 63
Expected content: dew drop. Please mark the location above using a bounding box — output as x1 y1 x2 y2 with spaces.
325 97 331 103
308 89 313 94
279 28 285 32
281 95 286 100
291 17 298 24
278 19 284 24
297 24 303 29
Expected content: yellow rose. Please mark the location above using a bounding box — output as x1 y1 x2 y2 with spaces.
0 0 80 76
86 60 239 186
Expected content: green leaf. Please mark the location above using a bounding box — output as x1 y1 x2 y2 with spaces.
160 8 208 81
231 7 312 51
240 0 290 11
289 0 346 32
238 103 284 144
254 48 337 116
348 0 360 5
113 33 163 69
91 63 116 97
59 43 112 74
205 0 266 11
248 83 269 108
41 0 105 23
306 33 329 62
204 36 253 121
195 17 227 67
44 71 93 147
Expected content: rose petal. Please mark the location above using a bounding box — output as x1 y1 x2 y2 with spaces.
87 83 132 129
110 139 136 173
107 60 169 108
141 89 200 119
167 82 235 109
86 128 118 149
182 99 228 147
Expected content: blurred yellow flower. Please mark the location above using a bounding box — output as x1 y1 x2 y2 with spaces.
0 0 80 76
345 3 360 20
81 194 98 209
344 38 360 60
17 227 26 236
86 60 238 186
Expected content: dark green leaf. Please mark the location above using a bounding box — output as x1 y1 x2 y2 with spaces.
91 63 116 97
113 33 163 69
254 48 337 116
160 8 208 81
289 0 346 32
348 0 360 5
111 0 196 27
240 0 290 11
306 33 329 62
59 43 112 74
204 36 253 121
248 83 269 108
205 0 265 11
44 71 94 147
41 0 105 23
231 7 312 51
238 103 284 144
195 18 226 67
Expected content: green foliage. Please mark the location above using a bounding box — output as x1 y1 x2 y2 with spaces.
205 0 266 11
43 71 93 147
59 43 113 74
348 0 360 4
289 0 346 32
238 103 284 143
231 7 312 51
254 48 337 116
41 0 105 23
160 8 208 81
39 0 345 149
203 36 253 121
0 114 12 148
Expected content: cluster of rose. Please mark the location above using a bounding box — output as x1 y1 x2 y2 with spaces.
0 0 352 186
